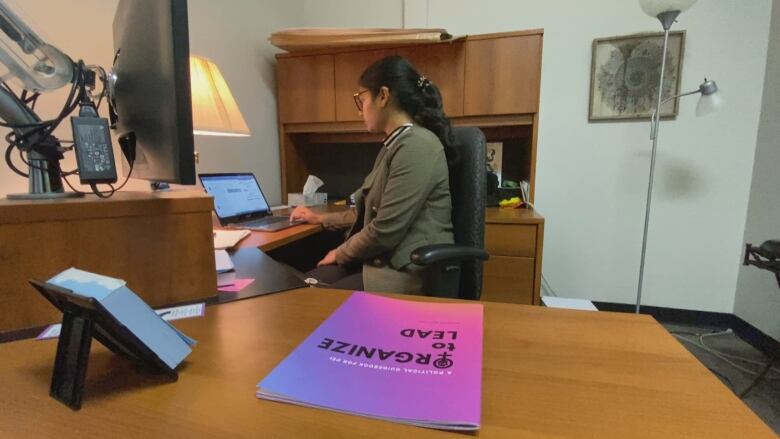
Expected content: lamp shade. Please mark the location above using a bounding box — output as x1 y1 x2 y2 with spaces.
695 78 721 116
696 92 723 117
639 0 697 17
190 55 250 137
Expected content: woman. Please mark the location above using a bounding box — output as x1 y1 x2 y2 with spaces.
289 56 456 294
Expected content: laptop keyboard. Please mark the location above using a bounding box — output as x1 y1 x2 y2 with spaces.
242 216 290 228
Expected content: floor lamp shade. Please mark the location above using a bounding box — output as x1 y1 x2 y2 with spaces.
639 0 697 17
190 55 250 137
696 91 723 117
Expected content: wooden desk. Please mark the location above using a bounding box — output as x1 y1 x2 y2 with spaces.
0 191 216 334
237 222 323 252
0 289 772 438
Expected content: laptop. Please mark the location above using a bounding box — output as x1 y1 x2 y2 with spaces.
199 173 304 232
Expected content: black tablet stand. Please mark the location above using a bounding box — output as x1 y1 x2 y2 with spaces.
29 279 178 410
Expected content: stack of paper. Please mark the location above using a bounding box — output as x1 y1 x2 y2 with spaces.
214 229 250 250
215 249 236 287
215 249 234 273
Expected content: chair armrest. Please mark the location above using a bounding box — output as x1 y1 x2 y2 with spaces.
410 244 489 266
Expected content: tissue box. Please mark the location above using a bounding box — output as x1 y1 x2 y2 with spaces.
288 192 327 206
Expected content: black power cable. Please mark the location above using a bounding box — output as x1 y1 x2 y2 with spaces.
3 60 129 199
62 160 134 198
3 61 85 157
3 61 127 198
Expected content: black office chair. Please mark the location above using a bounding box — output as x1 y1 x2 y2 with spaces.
744 239 780 289
410 127 490 300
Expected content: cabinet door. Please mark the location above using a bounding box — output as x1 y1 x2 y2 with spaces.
277 55 335 123
397 42 465 117
464 35 542 115
335 49 396 122
481 256 535 304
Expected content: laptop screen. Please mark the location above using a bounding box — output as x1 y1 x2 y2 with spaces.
199 174 270 219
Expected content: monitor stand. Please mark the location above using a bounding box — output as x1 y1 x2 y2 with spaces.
6 150 83 200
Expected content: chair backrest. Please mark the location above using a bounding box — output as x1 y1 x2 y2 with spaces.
448 127 487 300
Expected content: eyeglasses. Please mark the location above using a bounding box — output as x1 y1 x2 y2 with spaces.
352 89 370 111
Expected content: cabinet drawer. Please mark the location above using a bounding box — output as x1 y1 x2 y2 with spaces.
481 256 535 304
485 224 537 257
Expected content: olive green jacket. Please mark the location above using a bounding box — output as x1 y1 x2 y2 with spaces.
321 125 454 293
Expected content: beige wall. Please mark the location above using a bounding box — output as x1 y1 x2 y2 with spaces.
0 0 297 203
735 0 780 340
299 0 403 28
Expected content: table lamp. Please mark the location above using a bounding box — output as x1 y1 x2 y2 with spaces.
190 55 250 137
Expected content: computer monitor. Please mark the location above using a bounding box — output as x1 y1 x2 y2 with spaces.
110 0 195 185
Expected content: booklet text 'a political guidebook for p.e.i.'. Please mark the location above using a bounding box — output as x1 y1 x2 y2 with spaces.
256 292 483 430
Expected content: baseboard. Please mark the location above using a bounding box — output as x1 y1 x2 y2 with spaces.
593 301 780 361
730 316 780 362
592 302 735 327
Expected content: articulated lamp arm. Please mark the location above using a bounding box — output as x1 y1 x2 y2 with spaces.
649 78 719 140
0 1 74 93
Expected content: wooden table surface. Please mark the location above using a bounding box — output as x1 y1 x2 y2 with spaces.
237 222 324 252
0 289 773 438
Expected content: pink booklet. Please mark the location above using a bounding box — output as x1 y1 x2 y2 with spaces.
257 292 484 430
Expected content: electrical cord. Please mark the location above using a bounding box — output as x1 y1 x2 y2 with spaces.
17 143 78 176
3 61 130 199
673 333 780 379
740 362 774 398
89 65 109 111
699 331 780 371
671 331 780 399
3 62 85 150
3 62 111 189
671 329 780 373
61 160 134 199
90 183 112 198
5 143 26 177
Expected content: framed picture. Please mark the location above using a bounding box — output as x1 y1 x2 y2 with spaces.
589 31 685 121
486 142 503 185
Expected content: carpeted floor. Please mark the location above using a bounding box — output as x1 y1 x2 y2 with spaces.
662 323 780 434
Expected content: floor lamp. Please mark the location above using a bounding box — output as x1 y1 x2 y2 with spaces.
635 0 722 313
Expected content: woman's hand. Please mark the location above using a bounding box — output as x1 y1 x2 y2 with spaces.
317 249 338 267
289 206 322 224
